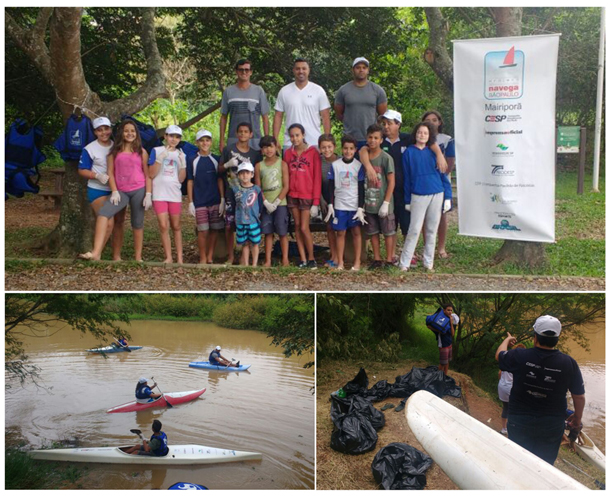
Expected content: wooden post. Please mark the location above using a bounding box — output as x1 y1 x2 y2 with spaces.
577 127 586 195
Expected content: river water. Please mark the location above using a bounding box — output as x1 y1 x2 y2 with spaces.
5 320 314 489
563 321 605 454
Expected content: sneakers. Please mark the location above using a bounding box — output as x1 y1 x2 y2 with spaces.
297 261 308 269
307 260 317 270
368 260 384 270
500 428 508 436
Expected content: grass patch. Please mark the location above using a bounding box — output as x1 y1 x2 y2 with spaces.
5 447 86 490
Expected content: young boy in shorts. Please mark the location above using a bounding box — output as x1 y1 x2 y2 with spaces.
220 122 262 264
362 123 396 269
255 135 290 266
324 135 366 270
227 162 263 266
187 129 224 264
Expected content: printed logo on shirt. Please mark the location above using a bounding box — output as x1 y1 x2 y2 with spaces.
526 371 537 379
526 390 547 399
543 376 556 383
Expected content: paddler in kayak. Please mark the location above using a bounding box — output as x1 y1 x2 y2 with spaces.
124 419 169 456
135 377 163 403
115 336 129 349
209 346 240 368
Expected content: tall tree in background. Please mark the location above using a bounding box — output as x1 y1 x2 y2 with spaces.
6 8 168 256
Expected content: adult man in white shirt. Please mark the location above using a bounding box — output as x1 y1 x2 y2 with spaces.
273 58 331 152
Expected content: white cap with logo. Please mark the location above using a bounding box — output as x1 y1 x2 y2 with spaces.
533 315 562 337
196 129 212 141
352 57 370 68
165 124 183 136
138 377 149 384
382 109 402 123
237 162 254 173
93 117 112 129
215 346 221 351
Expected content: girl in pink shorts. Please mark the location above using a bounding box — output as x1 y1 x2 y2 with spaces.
149 125 187 263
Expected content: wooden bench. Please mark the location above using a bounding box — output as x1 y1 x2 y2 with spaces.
39 168 66 209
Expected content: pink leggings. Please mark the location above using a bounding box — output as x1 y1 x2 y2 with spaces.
153 200 182 216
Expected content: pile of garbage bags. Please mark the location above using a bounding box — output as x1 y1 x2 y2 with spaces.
371 442 433 490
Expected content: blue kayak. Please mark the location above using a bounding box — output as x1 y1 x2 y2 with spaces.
87 345 143 354
189 361 251 372
168 482 208 490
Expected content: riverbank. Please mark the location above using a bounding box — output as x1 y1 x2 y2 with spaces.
317 360 605 490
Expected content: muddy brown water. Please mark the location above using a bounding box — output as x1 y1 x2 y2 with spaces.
5 321 314 489
563 322 605 454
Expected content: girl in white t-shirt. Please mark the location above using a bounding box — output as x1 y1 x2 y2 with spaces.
148 125 187 263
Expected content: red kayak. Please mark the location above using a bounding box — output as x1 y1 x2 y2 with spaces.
107 388 206 413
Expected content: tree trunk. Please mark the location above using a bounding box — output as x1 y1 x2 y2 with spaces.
6 7 168 257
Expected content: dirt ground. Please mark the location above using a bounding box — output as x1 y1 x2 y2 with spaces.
316 361 605 490
4 176 604 291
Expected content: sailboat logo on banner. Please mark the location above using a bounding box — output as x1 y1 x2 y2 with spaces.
484 46 525 100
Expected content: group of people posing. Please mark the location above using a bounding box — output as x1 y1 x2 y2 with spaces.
78 57 455 270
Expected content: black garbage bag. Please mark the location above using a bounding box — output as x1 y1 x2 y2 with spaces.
371 442 433 490
390 366 462 399
342 367 369 396
364 379 392 402
331 393 385 431
330 410 378 455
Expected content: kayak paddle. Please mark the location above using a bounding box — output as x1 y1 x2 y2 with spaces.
130 429 144 441
561 458 605 489
151 376 173 408
114 338 131 352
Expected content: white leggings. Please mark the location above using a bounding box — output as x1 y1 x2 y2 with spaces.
399 192 443 269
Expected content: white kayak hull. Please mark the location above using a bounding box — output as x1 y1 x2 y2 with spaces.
572 430 605 472
406 390 588 490
30 444 262 466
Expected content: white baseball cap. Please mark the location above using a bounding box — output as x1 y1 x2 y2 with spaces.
138 377 149 384
93 117 111 129
451 313 460 325
196 129 212 141
237 162 254 173
165 124 183 136
533 315 562 337
352 57 370 68
215 346 221 351
382 109 402 123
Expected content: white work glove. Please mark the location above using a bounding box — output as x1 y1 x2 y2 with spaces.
95 172 109 185
273 198 281 208
218 198 225 217
378 201 390 218
143 192 153 210
353 207 368 225
189 202 196 217
405 204 411 212
263 199 277 214
443 199 452 214
310 205 319 218
157 147 169 163
110 191 121 206
225 157 239 172
324 204 335 223
177 150 187 170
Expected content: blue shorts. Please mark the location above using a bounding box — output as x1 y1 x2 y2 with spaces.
331 209 361 232
261 206 289 236
236 223 262 245
88 187 111 204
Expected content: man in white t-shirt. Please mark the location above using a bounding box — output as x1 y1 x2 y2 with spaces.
273 58 331 152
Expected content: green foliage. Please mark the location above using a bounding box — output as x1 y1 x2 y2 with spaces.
211 295 275 331
260 294 315 366
5 294 131 390
5 448 85 489
317 294 417 363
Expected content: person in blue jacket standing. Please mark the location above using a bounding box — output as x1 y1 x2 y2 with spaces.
399 122 452 272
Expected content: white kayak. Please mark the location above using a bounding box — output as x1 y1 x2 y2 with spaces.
569 429 605 472
30 444 263 466
406 390 588 490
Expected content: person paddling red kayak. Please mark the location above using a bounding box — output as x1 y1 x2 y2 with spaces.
135 378 163 403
